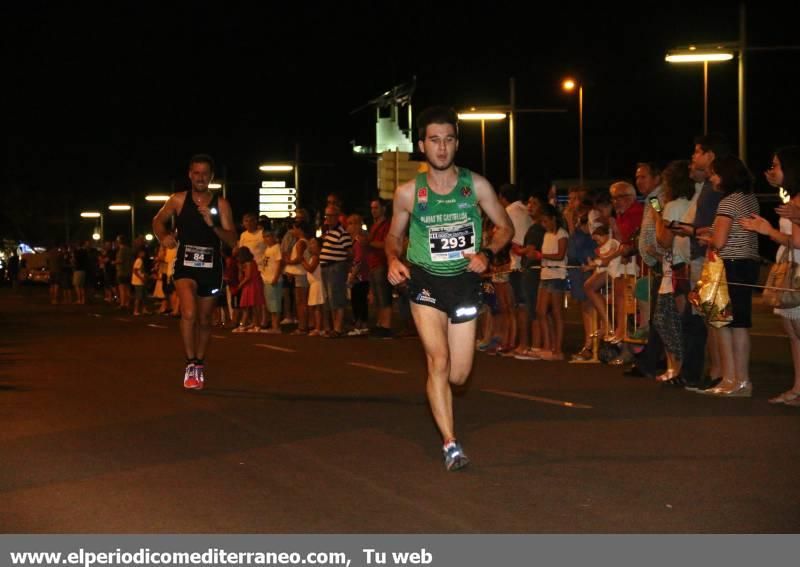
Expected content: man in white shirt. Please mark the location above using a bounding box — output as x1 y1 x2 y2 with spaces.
499 184 532 355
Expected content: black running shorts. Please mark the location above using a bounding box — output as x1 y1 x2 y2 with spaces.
407 264 482 323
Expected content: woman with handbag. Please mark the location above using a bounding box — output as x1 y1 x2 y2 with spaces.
696 155 760 397
652 160 695 385
742 146 800 405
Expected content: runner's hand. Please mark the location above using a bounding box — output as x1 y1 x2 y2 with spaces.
197 205 214 227
463 251 489 273
161 234 178 249
387 258 410 285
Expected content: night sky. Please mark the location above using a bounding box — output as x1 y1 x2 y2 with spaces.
3 1 797 244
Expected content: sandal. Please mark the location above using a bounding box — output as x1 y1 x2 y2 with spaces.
768 390 800 405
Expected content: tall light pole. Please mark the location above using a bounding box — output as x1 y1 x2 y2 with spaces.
456 111 507 176
665 45 735 137
108 204 135 244
80 211 103 242
562 78 584 186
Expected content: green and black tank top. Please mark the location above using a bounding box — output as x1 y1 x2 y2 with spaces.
407 168 482 276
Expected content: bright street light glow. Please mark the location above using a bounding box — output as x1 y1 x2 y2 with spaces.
208 183 222 189
92 232 101 241
457 112 506 121
145 233 154 241
562 79 577 91
259 164 294 172
665 52 734 63
108 205 131 211
145 195 170 202
80 212 102 218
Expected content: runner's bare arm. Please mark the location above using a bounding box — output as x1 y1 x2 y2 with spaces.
152 193 184 248
464 174 513 273
213 197 239 248
386 180 414 284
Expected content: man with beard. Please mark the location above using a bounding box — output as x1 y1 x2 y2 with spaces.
152 154 237 389
386 107 513 471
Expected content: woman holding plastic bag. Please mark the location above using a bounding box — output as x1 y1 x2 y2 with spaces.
745 146 800 405
695 155 760 397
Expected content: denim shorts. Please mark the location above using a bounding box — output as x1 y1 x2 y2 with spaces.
540 278 567 292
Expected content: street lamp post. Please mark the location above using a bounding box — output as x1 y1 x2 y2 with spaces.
108 204 135 244
562 79 584 186
80 212 104 242
456 111 507 177
665 45 735 137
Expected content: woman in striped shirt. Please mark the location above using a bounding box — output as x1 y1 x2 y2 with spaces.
697 155 759 397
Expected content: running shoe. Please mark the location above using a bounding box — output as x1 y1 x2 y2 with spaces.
193 363 205 390
183 363 200 389
443 441 470 471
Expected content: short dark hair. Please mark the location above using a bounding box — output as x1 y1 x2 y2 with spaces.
189 153 215 173
498 183 521 203
636 161 662 177
710 155 753 195
417 106 459 141
775 146 800 197
694 133 731 160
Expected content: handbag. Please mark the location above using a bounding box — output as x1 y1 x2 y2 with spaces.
689 249 732 328
763 247 800 309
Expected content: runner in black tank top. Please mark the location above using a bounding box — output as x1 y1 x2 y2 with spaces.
152 154 237 390
173 190 223 296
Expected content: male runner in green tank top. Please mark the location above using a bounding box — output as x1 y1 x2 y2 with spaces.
386 107 513 471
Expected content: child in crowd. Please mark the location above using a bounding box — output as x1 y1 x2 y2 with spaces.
131 248 149 316
567 209 598 361
260 231 284 334
583 225 621 342
536 204 569 360
232 246 264 333
223 246 240 328
303 237 326 336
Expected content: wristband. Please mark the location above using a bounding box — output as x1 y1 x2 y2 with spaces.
479 247 495 263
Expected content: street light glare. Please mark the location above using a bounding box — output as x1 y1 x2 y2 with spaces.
259 165 294 172
562 79 577 92
208 183 222 189
145 195 170 202
80 212 102 218
108 205 132 211
665 52 734 63
457 112 507 121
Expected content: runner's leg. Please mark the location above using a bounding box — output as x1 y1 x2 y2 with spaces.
411 303 454 442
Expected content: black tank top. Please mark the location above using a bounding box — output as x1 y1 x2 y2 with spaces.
175 190 222 275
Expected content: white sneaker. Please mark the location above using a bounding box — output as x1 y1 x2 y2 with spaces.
232 325 249 333
279 318 292 325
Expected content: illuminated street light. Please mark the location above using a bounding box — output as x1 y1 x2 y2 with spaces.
666 44 736 136
80 211 104 242
259 164 294 172
562 78 584 186
457 109 507 176
145 194 170 202
108 204 135 243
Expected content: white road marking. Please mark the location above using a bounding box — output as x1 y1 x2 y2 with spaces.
347 362 407 375
255 344 296 353
147 323 168 329
481 388 593 409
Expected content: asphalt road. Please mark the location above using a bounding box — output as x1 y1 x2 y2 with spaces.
1 287 799 533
